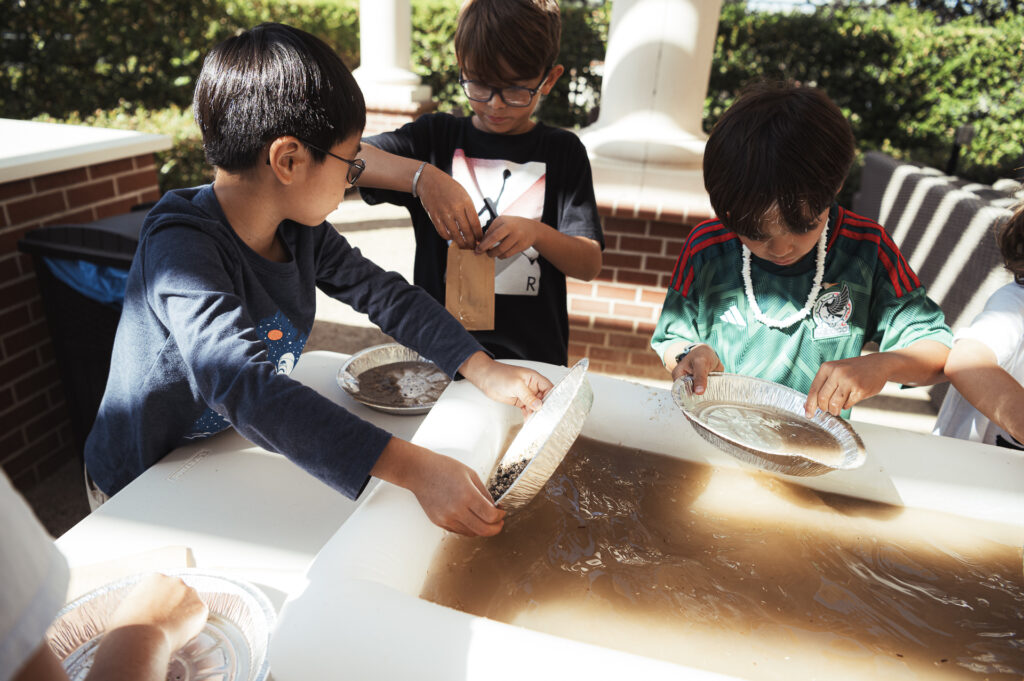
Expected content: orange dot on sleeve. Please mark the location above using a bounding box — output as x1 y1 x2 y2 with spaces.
267 329 283 341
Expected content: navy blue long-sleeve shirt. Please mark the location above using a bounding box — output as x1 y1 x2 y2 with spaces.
85 185 483 497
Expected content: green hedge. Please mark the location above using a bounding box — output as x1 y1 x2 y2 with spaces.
707 2 1024 186
6 1 1023 193
2 0 360 120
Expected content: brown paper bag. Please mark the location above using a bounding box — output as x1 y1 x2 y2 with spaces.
445 242 495 330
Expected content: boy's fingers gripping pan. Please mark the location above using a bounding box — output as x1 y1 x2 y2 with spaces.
672 372 866 477
488 359 594 511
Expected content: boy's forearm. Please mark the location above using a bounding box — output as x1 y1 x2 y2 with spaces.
370 436 428 491
84 625 173 681
877 339 950 387
946 339 1024 443
14 644 73 681
454 350 492 385
532 227 602 280
355 143 425 193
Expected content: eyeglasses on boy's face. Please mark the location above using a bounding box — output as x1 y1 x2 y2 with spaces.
264 140 366 185
458 68 552 108
297 139 365 185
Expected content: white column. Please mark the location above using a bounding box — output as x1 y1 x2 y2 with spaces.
353 0 431 108
580 0 723 168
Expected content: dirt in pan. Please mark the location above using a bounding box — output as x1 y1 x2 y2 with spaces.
356 360 449 408
487 459 529 501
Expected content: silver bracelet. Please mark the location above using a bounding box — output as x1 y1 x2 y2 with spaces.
411 161 427 198
674 343 700 365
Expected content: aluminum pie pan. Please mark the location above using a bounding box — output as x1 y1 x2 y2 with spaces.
488 358 594 511
671 372 866 477
337 342 451 415
46 569 274 681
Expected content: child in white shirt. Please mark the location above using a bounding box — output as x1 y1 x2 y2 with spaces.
934 204 1024 449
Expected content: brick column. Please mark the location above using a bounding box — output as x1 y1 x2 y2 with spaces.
568 209 698 381
0 155 161 490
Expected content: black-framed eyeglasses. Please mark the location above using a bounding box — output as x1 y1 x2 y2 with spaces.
458 68 551 108
298 139 365 185
265 138 366 185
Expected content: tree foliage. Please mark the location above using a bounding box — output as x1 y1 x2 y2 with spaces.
6 0 1022 191
849 0 1021 24
707 2 1024 184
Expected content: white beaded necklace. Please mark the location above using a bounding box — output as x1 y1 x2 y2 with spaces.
741 225 828 329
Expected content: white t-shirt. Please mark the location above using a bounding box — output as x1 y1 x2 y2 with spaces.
0 472 69 681
934 282 1024 447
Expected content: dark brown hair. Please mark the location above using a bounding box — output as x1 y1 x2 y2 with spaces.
998 202 1024 282
194 23 365 171
703 81 855 239
454 0 560 84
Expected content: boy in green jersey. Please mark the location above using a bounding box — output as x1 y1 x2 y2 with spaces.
651 82 952 418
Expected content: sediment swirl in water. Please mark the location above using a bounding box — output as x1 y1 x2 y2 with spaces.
421 436 1024 680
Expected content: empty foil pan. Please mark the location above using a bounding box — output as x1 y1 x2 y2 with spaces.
337 342 451 415
488 358 594 511
672 372 866 477
46 569 274 681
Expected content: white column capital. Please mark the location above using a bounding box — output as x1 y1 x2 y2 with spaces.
354 0 432 109
580 0 723 168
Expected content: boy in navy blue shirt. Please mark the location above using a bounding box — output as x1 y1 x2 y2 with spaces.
85 23 552 537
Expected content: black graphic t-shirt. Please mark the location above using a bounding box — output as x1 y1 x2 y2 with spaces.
361 113 603 366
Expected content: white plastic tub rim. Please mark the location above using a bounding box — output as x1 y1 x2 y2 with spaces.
269 361 1024 681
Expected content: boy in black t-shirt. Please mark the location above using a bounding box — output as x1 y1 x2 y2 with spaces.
357 0 604 366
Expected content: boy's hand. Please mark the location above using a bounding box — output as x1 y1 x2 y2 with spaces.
407 449 506 536
372 437 504 536
417 165 483 249
458 351 552 415
106 574 209 652
804 354 891 417
670 344 723 395
475 215 541 259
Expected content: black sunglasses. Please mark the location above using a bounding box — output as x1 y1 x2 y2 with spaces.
266 139 365 185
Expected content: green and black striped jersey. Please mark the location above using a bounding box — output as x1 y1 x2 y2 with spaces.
652 205 952 398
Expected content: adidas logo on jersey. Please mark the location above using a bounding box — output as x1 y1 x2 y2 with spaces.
720 305 747 327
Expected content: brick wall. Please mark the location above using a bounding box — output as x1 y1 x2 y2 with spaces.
0 154 161 491
364 100 437 138
567 211 699 382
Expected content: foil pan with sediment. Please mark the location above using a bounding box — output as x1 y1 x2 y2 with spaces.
672 372 866 476
487 358 594 511
337 342 450 415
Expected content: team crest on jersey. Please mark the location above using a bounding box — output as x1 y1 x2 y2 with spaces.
812 283 852 340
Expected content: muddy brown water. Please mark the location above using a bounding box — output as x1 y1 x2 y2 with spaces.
421 436 1024 680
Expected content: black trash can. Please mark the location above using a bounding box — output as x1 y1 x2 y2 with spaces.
17 205 151 459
